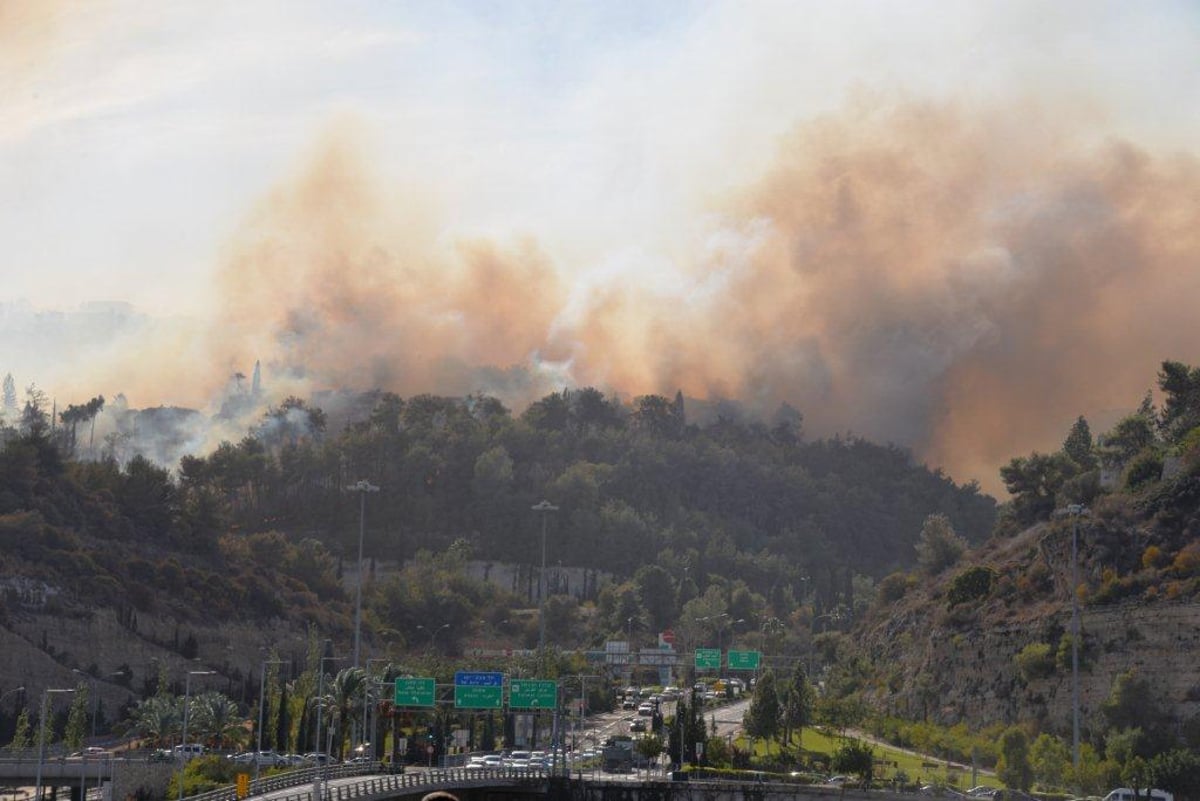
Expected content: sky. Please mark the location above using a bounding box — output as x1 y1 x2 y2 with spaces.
3 0 1200 493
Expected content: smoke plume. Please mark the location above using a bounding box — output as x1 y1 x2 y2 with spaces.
204 99 1200 492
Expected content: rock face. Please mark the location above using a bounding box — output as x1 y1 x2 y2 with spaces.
0 602 316 726
859 516 1200 735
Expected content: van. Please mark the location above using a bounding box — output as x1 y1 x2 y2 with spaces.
173 744 206 759
1104 789 1174 801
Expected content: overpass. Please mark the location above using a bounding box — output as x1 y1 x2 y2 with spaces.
224 768 915 801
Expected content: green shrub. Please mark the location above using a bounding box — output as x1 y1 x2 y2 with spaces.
1015 642 1056 681
1124 450 1163 490
947 566 997 606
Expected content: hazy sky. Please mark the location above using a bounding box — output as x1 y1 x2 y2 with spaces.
4 0 1200 491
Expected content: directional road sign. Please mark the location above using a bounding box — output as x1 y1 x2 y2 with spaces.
727 650 761 670
394 677 436 707
510 679 558 709
454 671 504 709
694 648 721 670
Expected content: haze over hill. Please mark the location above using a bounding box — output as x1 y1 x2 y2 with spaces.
3 2 1200 492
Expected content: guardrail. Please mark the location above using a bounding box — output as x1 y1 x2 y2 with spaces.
188 765 551 801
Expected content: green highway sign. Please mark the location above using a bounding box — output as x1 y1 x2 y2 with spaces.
694 648 721 670
455 685 503 709
727 650 761 670
454 671 504 709
394 677 435 707
510 679 558 709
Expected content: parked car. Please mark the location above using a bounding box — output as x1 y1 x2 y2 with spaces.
1104 790 1174 801
173 744 206 759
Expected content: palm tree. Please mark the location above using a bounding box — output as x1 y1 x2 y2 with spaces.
375 663 409 765
190 692 247 752
319 668 366 760
133 695 180 748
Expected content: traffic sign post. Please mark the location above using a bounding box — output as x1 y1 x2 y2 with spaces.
727 650 761 670
510 679 558 709
394 677 436 707
694 648 721 670
454 671 504 709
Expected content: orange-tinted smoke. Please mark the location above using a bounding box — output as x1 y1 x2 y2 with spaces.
214 102 1200 493
212 125 565 402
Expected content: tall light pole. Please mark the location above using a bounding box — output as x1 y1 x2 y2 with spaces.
532 500 558 651
363 658 392 761
255 660 290 782
348 480 380 670
179 670 215 801
1068 504 1087 786
35 688 75 801
312 653 341 801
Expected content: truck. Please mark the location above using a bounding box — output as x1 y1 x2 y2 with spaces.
601 736 634 773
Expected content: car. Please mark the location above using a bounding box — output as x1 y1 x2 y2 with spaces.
481 755 503 768
70 747 110 760
303 752 330 764
629 719 647 732
621 699 637 710
637 703 654 716
173 744 206 759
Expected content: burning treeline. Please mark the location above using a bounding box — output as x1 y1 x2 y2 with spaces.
201 99 1200 491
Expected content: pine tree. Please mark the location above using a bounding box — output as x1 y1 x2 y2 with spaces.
1063 415 1098 471
783 662 814 749
743 669 781 745
9 708 31 749
64 688 89 750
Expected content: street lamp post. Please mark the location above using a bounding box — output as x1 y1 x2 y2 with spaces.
179 670 215 801
363 658 394 761
312 654 342 801
35 688 76 801
347 480 380 671
255 660 290 782
532 500 558 651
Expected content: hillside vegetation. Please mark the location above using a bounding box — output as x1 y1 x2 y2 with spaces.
830 360 1200 794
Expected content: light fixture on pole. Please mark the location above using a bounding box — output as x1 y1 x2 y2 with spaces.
179 670 215 801
531 500 558 651
35 688 76 801
363 658 393 762
254 659 290 783
347 479 380 670
312 653 342 801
